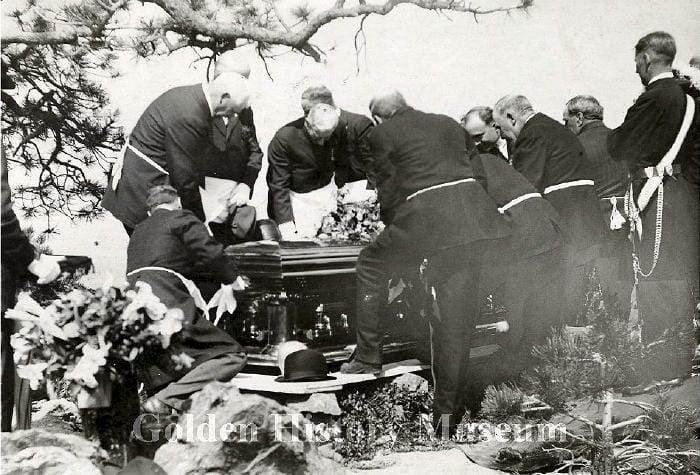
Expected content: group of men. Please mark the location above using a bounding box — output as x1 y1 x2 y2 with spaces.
3 31 696 430
101 31 697 427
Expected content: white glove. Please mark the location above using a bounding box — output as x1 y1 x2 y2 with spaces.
27 255 63 284
207 278 247 326
278 221 297 241
228 184 251 208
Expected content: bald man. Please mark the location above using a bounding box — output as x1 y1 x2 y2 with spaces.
341 90 511 434
200 53 263 244
102 57 252 234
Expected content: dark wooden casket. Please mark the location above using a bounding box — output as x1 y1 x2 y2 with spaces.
216 241 509 368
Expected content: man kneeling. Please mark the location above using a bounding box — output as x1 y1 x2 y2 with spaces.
127 185 247 414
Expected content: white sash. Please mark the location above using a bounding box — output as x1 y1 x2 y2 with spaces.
289 178 338 239
199 177 239 225
497 192 542 214
636 94 695 212
543 179 594 195
405 178 476 201
127 266 208 315
111 142 169 191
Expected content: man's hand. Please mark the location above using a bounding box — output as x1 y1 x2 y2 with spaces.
278 221 297 241
228 184 251 208
27 254 63 284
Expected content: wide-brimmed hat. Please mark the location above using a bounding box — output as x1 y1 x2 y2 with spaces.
275 349 336 382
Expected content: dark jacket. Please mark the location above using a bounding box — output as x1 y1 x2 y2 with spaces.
471 153 563 260
367 107 511 252
126 208 243 392
2 150 35 321
203 107 263 191
266 109 373 224
577 121 629 198
608 77 699 185
512 113 605 250
103 84 215 228
337 109 374 184
607 77 699 283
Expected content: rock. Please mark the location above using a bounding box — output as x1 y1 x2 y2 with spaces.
285 393 341 416
117 456 167 474
390 373 429 393
154 382 347 474
1 429 100 459
1 446 101 475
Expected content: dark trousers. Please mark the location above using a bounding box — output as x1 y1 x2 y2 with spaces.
354 239 481 428
562 243 600 325
500 247 566 380
153 352 246 411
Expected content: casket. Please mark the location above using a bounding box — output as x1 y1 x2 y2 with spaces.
212 240 508 368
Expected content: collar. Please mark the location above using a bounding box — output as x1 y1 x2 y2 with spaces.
201 82 215 117
579 120 606 134
497 137 509 158
648 71 674 86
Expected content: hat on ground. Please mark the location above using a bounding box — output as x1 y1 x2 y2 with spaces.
276 340 309 374
275 349 336 382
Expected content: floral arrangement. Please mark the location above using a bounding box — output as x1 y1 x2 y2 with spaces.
7 282 186 392
317 188 384 242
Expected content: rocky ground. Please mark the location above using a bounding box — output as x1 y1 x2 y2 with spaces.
3 374 698 474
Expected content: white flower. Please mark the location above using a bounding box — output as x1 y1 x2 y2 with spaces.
65 344 108 389
132 282 168 321
64 289 88 308
61 322 80 339
150 308 184 348
17 363 48 390
6 294 67 341
171 352 195 371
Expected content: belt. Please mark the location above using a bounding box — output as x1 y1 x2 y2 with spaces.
631 164 681 181
406 178 475 201
543 179 594 195
497 192 542 214
127 266 208 314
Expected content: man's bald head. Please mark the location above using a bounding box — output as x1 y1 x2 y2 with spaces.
492 95 536 141
369 89 408 121
213 51 251 79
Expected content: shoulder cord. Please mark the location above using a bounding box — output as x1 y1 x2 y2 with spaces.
626 181 664 284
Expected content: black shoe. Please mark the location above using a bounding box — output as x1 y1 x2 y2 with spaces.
340 359 382 375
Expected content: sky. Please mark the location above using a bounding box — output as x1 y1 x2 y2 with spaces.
5 0 700 281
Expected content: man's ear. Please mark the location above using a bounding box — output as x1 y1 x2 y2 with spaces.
576 112 585 127
507 113 516 126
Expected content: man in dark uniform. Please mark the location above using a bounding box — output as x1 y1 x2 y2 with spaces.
102 60 252 234
470 153 565 383
461 106 510 162
608 31 699 340
563 95 633 314
127 186 247 413
340 90 512 431
2 150 61 431
266 86 374 239
198 53 263 245
299 85 375 186
494 95 605 324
